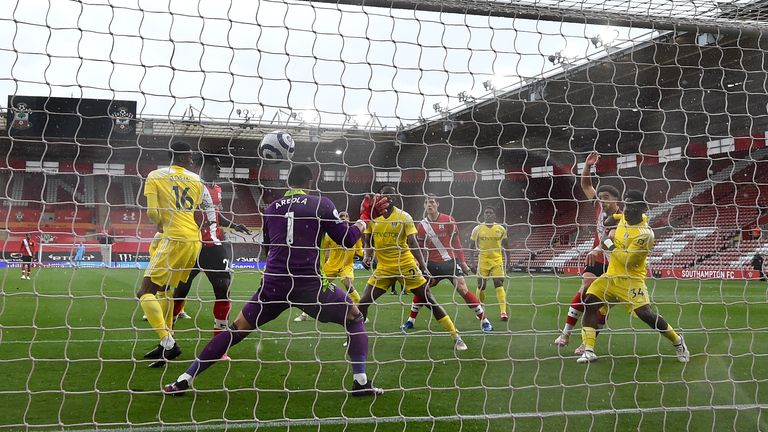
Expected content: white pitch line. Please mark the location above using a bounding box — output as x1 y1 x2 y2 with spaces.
52 403 768 432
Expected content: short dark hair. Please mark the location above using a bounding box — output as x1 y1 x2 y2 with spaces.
287 165 314 187
624 190 647 209
379 184 397 194
596 185 621 199
483 206 496 213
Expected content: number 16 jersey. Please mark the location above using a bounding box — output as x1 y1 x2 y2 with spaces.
144 165 204 241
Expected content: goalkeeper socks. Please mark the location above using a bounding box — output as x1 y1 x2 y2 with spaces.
476 288 486 303
581 326 597 351
139 293 170 341
353 373 368 385
410 295 425 319
661 327 681 344
347 289 361 304
437 316 458 339
345 314 369 375
495 286 507 316
186 328 248 377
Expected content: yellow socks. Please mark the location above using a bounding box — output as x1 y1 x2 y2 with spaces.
495 286 507 315
476 289 486 303
156 290 175 331
437 316 459 339
662 327 681 344
139 293 170 341
347 288 361 304
581 326 597 351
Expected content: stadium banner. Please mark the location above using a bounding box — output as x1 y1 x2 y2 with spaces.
560 266 761 280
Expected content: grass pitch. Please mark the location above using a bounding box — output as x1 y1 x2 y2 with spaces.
1 268 767 431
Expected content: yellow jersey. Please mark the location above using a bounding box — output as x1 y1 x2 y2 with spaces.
605 214 654 279
144 165 204 241
471 223 506 264
365 207 419 270
322 234 363 272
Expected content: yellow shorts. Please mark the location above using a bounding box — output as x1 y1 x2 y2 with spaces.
144 237 201 289
586 275 650 312
478 261 505 278
367 264 427 292
325 265 354 281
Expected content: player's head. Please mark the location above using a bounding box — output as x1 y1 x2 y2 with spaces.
287 165 314 189
623 190 647 223
596 185 621 213
338 211 350 221
378 184 399 210
169 141 195 169
25 233 30 240
198 154 221 182
424 194 439 216
483 206 496 223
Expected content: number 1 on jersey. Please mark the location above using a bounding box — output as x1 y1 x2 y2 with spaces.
286 211 295 245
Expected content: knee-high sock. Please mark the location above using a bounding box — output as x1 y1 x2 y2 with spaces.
460 290 485 320
347 289 361 304
409 295 425 320
173 298 186 320
213 300 231 332
581 326 597 351
437 316 458 339
345 316 368 375
185 328 248 378
140 293 170 341
495 286 507 315
476 288 486 303
156 290 174 331
661 326 681 344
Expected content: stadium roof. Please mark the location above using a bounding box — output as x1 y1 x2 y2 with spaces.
396 30 768 167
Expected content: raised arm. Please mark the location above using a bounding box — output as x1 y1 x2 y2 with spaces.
581 151 599 200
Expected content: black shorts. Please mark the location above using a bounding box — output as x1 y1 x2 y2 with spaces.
21 256 32 263
583 262 608 277
427 259 464 283
189 244 232 285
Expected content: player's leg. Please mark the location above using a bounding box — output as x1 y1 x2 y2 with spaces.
357 274 388 320
555 271 596 347
476 276 486 303
493 275 508 321
164 289 289 395
576 292 604 363
409 281 467 350
172 268 199 322
453 275 492 331
402 267 439 330
633 304 689 363
137 276 177 362
299 284 382 396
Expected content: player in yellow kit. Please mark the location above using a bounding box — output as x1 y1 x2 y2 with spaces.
136 141 204 368
294 211 364 322
358 185 467 351
578 190 690 364
470 207 509 321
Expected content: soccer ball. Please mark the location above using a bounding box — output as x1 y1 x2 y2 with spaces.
258 131 295 161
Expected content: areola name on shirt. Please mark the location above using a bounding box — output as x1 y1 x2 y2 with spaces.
274 196 309 208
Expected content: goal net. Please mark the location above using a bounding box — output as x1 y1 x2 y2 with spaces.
1 0 767 430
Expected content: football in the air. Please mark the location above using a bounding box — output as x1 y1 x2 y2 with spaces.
258 131 295 161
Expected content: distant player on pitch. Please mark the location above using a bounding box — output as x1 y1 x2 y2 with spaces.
577 190 689 364
401 194 493 333
19 233 36 280
470 206 509 321
554 151 620 353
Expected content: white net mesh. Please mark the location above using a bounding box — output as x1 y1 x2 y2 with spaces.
1 0 768 430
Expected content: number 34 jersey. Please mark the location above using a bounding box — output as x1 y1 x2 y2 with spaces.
144 165 204 241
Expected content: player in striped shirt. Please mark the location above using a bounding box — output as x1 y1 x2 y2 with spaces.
401 194 492 332
170 155 251 361
553 151 618 353
19 233 36 280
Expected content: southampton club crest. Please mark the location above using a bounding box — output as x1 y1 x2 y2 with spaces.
10 102 31 130
111 106 134 134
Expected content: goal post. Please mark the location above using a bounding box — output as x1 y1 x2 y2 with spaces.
37 243 113 268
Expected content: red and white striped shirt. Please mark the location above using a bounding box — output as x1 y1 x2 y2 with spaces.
20 238 35 257
417 213 466 263
201 184 224 247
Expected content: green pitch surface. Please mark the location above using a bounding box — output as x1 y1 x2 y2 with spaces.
1 268 767 431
